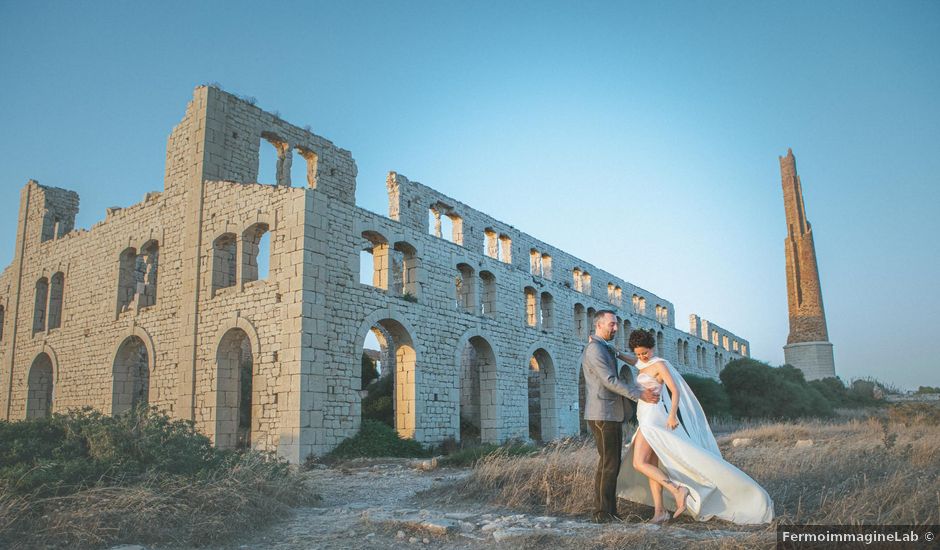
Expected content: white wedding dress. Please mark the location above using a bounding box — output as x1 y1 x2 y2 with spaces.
616 358 774 524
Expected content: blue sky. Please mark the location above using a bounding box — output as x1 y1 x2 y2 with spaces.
1 1 938 390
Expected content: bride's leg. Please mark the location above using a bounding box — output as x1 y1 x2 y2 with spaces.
632 429 688 518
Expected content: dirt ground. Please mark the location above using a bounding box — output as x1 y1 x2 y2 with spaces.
207 458 775 550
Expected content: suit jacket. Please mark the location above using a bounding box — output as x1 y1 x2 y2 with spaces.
581 337 644 422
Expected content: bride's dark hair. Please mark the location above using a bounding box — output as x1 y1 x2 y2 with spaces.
628 329 656 351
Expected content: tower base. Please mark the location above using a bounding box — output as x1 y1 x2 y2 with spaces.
784 341 835 381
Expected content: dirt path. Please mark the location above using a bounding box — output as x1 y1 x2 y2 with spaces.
219 458 774 549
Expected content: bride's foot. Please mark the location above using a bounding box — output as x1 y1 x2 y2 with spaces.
669 483 690 518
649 510 671 524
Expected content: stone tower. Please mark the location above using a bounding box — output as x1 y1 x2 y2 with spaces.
780 149 835 380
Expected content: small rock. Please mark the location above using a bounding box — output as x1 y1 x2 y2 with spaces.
420 519 458 535
795 439 814 448
408 536 418 543
422 538 430 544
458 520 476 532
731 438 752 447
397 530 406 539
365 533 376 538
411 457 439 471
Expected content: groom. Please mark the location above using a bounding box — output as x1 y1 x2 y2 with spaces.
581 310 659 523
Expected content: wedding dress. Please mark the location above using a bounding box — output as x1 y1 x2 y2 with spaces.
615 358 774 524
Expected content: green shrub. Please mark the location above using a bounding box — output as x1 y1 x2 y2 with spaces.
326 419 431 460
362 374 393 426
720 358 834 419
0 407 224 497
440 441 538 467
684 374 731 418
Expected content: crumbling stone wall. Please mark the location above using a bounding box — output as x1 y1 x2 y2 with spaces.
0 86 749 462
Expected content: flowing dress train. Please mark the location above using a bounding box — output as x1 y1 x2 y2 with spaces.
615 358 774 524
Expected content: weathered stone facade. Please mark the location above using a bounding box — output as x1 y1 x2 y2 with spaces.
0 86 749 462
779 149 835 380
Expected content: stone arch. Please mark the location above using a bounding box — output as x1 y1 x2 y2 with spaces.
573 303 586 340
47 272 65 330
360 229 389 289
523 343 558 441
454 328 500 443
354 309 421 440
241 222 271 284
33 276 49 333
211 233 238 294
111 332 152 415
26 350 57 419
213 317 262 450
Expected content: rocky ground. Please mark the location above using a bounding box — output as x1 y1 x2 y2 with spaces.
188 458 774 550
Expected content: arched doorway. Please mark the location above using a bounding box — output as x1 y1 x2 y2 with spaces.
528 348 557 441
358 318 417 439
458 335 497 443
112 336 150 415
26 353 54 419
216 328 254 449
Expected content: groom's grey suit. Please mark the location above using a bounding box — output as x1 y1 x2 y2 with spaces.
581 336 645 521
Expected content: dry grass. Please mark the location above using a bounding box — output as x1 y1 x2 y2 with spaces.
0 453 318 549
453 416 940 528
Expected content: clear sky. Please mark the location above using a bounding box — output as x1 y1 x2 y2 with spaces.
1 1 937 390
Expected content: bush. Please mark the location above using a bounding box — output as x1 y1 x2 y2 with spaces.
0 407 315 548
684 374 731 419
326 419 431 460
362 374 393 426
0 407 223 497
720 358 834 419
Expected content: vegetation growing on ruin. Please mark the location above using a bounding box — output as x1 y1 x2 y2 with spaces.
0 407 315 549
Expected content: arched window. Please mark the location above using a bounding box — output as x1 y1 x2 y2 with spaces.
212 233 238 294
539 292 554 331
456 263 476 313
638 297 646 315
139 241 159 308
33 277 48 334
632 294 640 314
524 287 537 327
242 223 271 284
573 303 586 340
480 271 496 316
498 234 512 263
541 253 552 279
581 272 592 296
26 353 54 418
394 241 420 300
47 272 64 330
216 328 255 449
573 268 582 292
112 336 150 415
530 249 542 276
485 229 499 259
360 231 389 290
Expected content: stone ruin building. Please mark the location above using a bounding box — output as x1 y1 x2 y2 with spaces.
0 86 749 462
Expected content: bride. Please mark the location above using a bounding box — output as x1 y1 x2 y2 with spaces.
616 330 774 524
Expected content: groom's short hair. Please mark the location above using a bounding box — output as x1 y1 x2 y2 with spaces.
594 309 617 326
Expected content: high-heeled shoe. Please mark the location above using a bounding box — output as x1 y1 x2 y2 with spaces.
664 480 694 518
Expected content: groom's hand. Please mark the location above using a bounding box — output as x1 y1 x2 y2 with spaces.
640 388 659 404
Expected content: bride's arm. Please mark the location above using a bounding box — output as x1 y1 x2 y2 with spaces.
658 362 681 430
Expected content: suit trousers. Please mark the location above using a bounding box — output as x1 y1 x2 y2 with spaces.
588 419 623 516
